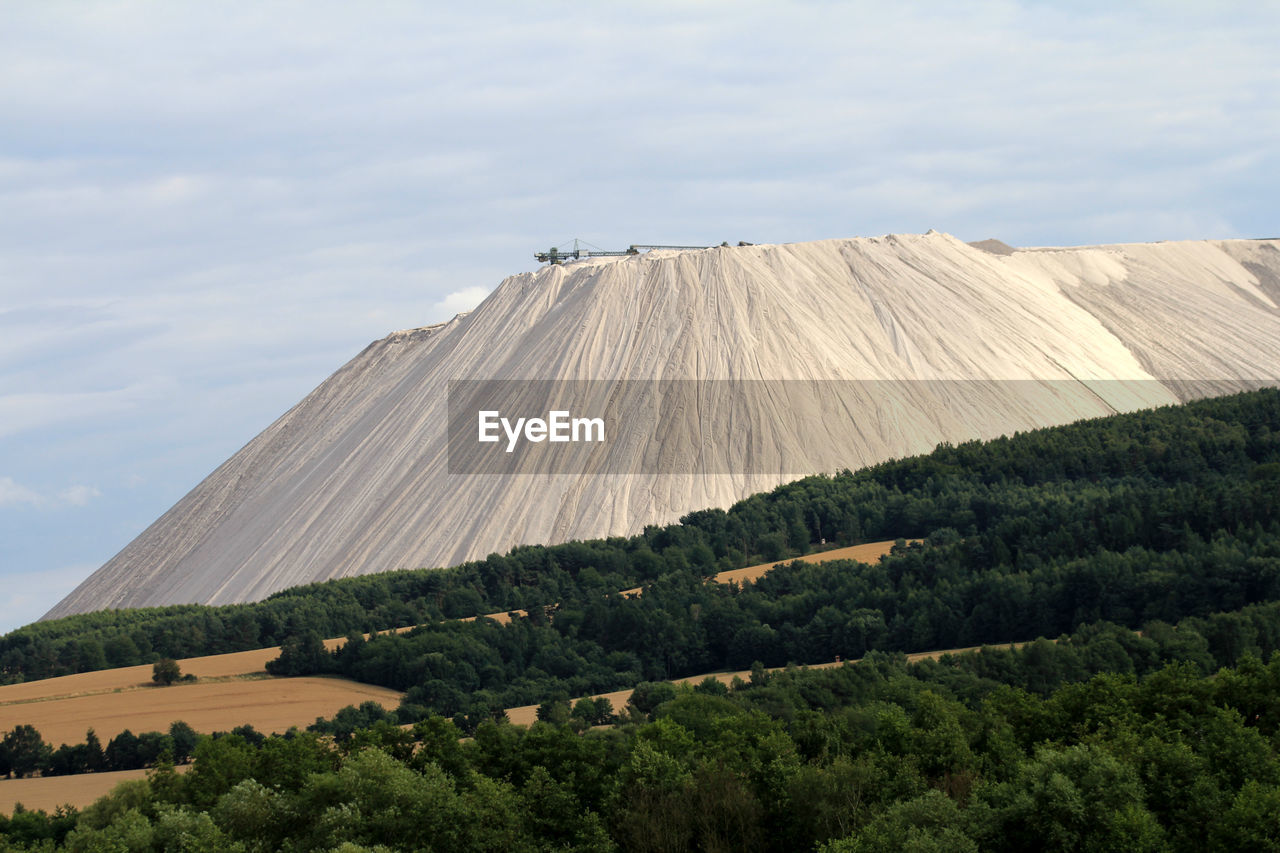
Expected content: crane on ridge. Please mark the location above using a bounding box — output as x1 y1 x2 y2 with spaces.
534 240 754 265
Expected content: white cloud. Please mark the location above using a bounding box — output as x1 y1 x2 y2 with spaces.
0 387 155 440
430 286 491 321
58 484 102 507
0 476 41 508
0 476 102 509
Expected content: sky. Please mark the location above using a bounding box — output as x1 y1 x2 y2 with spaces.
2 1 1278 633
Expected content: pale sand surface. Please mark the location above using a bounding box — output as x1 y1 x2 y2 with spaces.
0 766 189 815
50 234 1280 617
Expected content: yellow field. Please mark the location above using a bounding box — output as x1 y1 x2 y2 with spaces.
0 675 402 748
0 766 190 816
704 539 908 587
0 623 422 713
0 650 275 708
0 636 402 816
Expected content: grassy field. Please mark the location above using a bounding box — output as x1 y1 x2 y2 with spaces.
0 631 377 709
0 640 401 816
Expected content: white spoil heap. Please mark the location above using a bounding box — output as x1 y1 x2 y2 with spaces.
46 232 1280 616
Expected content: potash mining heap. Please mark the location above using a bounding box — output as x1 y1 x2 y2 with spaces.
47 232 1280 617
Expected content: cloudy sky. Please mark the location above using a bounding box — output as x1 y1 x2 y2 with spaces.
2 1 1277 633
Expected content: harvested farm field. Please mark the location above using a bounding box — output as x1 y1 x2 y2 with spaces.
0 649 281 707
0 676 403 748
705 539 907 587
0 766 190 815
618 539 905 596
0 627 411 710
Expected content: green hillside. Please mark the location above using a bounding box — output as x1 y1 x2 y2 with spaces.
4 388 1280 851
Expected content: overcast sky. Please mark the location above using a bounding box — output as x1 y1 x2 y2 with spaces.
2 1 1278 633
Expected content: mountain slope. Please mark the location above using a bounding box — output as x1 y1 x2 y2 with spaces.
47 232 1280 616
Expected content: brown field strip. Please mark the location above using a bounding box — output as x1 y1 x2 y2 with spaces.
0 650 282 707
0 626 422 710
0 676 403 748
617 539 907 596
503 640 1027 726
701 539 911 588
0 765 190 815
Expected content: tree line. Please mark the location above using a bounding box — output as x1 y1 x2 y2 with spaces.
4 388 1277 688
5 609 1280 851
2 389 1279 849
256 385 1280 725
0 721 205 781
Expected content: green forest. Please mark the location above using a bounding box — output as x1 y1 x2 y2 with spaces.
3 388 1280 850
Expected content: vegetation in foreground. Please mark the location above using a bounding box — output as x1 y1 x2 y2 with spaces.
5 618 1280 851
1 388 1279 849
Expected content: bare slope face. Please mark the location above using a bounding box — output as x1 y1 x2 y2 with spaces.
47 233 1280 617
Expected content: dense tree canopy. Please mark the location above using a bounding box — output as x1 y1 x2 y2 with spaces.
6 389 1277 688
8 626 1280 851
4 389 1280 850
